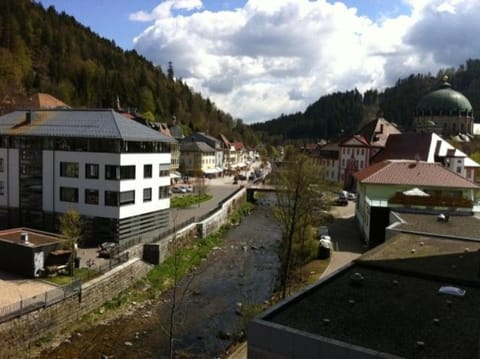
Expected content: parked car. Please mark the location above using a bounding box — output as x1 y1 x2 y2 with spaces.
172 186 187 193
181 185 193 192
97 242 118 258
347 192 356 201
334 196 348 206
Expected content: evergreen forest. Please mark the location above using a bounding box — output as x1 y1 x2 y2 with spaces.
3 1 480 147
253 61 480 145
0 0 258 145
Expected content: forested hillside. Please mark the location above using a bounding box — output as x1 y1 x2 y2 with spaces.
253 60 480 145
0 0 258 145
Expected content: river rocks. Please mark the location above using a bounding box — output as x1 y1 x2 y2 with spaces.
217 330 232 340
124 341 133 346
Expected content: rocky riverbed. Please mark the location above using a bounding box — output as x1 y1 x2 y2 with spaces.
39 204 281 358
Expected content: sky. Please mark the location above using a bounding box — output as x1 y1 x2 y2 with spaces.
36 0 480 124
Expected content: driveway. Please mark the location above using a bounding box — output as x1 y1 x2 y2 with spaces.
321 200 366 278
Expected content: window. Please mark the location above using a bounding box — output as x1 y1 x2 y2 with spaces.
0 181 4 195
456 166 461 173
85 189 99 205
105 165 136 180
159 164 169 177
60 162 79 177
120 190 135 205
60 187 78 202
0 158 3 172
144 164 152 178
120 165 136 179
143 188 152 202
85 164 99 179
105 165 120 180
105 191 119 206
159 186 170 199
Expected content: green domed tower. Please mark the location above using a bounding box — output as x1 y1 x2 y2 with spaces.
414 76 474 137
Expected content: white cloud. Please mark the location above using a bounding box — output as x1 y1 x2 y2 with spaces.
131 0 480 123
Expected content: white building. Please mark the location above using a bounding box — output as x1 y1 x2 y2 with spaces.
0 109 176 245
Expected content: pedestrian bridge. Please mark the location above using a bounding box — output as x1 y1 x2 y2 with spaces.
246 184 278 202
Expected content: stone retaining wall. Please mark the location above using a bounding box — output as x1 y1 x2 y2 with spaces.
0 188 247 357
0 259 152 358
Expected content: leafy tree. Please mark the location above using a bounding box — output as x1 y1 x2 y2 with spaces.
273 152 328 298
58 209 84 275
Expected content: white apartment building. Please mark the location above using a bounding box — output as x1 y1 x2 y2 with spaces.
0 109 176 244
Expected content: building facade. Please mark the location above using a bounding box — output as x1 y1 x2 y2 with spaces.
179 141 216 176
354 160 479 247
0 109 176 244
183 132 224 176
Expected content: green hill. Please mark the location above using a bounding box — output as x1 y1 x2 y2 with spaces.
0 0 258 145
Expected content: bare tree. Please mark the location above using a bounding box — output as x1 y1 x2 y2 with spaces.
273 152 327 298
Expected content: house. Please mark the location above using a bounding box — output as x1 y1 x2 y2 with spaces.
179 141 216 177
313 142 340 183
339 118 401 189
183 132 224 176
249 214 480 358
310 118 400 188
0 228 67 278
0 92 70 115
0 109 176 245
353 159 479 247
219 134 236 171
371 132 479 182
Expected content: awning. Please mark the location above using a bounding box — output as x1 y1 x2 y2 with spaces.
203 168 220 174
403 187 429 196
170 171 182 178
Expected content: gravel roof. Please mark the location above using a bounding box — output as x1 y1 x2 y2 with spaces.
267 263 480 359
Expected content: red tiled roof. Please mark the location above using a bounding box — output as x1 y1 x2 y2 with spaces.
371 133 432 163
354 160 479 189
233 141 244 150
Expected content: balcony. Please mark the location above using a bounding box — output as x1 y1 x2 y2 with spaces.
388 192 473 209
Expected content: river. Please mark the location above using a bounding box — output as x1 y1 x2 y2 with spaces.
39 203 281 358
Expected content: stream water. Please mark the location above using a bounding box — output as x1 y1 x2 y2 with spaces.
39 203 281 358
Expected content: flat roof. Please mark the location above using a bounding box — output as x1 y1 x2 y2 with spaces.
0 228 61 247
360 233 480 285
266 262 480 359
390 212 480 241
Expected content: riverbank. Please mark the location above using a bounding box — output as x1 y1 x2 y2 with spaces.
36 203 282 358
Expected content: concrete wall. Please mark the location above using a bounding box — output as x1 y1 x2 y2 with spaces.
197 188 246 238
0 258 152 357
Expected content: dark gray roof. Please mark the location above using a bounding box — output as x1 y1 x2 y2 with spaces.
180 141 215 153
389 212 480 241
0 109 176 143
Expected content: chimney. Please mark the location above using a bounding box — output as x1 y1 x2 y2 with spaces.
20 232 29 243
26 110 32 124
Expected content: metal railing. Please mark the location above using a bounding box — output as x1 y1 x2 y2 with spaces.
0 279 81 323
0 186 246 323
